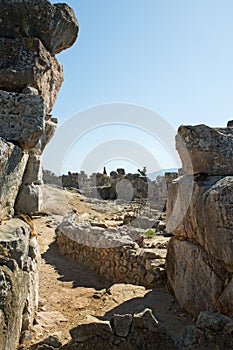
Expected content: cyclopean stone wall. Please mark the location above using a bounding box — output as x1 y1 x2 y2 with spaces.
0 219 40 350
0 0 79 217
166 122 233 317
56 218 166 288
0 1 78 349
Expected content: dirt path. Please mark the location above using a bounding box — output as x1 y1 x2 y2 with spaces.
29 186 194 347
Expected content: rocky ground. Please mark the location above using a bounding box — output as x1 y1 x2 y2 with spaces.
20 185 194 349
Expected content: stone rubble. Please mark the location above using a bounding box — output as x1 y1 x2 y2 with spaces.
20 309 233 350
60 307 176 350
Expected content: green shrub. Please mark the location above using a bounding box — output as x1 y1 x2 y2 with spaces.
144 229 156 239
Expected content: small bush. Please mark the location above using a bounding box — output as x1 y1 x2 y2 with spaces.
144 229 156 239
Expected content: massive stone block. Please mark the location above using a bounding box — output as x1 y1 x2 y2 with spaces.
40 116 58 153
166 123 233 318
15 152 43 213
166 174 194 234
166 238 227 317
0 218 39 350
176 124 233 175
0 90 45 150
0 138 28 220
19 153 42 186
0 0 79 54
15 183 43 214
0 38 63 113
167 175 233 270
14 116 57 214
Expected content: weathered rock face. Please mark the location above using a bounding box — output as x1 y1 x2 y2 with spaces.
15 153 43 213
166 239 227 316
19 153 42 186
180 176 233 268
166 174 194 233
0 219 39 350
166 122 233 318
0 0 78 216
166 175 233 316
0 38 63 113
41 117 58 153
0 0 79 54
0 0 78 348
179 311 233 350
0 138 28 220
0 90 45 150
177 124 233 175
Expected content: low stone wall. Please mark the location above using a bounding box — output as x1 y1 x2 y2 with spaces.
60 309 233 350
56 219 166 288
0 218 40 350
61 308 176 350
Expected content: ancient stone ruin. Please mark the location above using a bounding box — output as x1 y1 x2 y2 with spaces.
1 1 233 349
55 123 233 350
166 123 233 317
56 215 166 288
44 167 168 206
0 1 78 349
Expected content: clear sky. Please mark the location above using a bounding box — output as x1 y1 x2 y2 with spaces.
45 0 233 175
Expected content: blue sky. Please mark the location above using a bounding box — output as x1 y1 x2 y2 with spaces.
45 0 233 175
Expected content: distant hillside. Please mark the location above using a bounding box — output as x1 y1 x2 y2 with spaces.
148 168 178 181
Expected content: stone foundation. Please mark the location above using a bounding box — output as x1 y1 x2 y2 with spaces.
56 219 166 288
61 308 176 350
60 309 233 350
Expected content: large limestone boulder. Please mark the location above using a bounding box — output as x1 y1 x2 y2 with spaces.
40 117 58 152
19 153 42 186
0 138 28 220
56 218 136 248
180 311 233 349
0 218 39 350
15 183 43 214
0 38 63 113
14 117 58 214
176 124 233 175
15 152 43 214
166 174 233 316
167 175 233 270
0 90 45 150
166 239 227 317
0 0 79 54
166 174 194 233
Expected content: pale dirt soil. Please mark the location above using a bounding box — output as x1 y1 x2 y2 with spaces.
27 185 194 347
